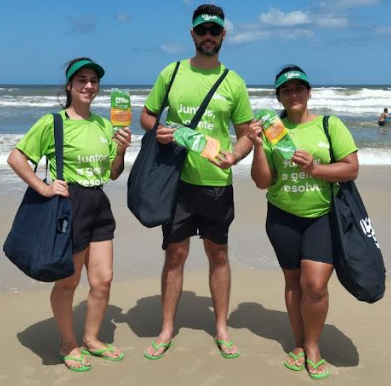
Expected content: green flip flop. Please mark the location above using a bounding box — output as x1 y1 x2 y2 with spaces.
284 351 306 371
81 343 124 361
59 353 91 372
214 339 240 359
306 358 330 379
144 340 174 360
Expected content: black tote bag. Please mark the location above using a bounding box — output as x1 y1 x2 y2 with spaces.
3 114 74 282
127 63 229 228
323 116 386 303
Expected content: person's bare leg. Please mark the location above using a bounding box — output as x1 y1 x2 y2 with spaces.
144 239 190 357
300 260 333 376
204 239 238 356
51 248 89 369
282 268 305 367
82 240 121 359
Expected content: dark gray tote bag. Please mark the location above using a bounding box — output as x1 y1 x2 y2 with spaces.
3 114 74 282
323 116 386 303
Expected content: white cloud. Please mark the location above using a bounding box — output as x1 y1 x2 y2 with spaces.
278 29 314 40
375 26 391 34
338 0 379 6
160 43 185 54
228 30 271 45
260 7 310 27
224 18 234 33
324 0 380 9
227 27 314 45
226 5 354 45
315 14 349 28
116 13 130 22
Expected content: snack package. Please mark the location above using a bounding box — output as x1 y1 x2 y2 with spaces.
254 109 296 160
171 125 220 160
110 89 132 132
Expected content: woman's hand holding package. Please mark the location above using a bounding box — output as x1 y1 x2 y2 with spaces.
113 127 131 155
291 150 315 175
247 120 264 147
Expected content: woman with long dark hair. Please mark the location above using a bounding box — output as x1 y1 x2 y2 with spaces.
248 65 359 379
8 57 131 372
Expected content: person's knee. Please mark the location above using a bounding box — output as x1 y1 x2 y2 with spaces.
165 245 189 269
285 274 301 291
90 272 113 293
55 273 82 292
300 278 328 302
205 243 228 266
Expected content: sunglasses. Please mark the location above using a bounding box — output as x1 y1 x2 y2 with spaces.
193 24 223 37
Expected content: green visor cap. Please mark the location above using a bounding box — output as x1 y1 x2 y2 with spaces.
275 71 309 89
192 14 225 28
66 60 105 82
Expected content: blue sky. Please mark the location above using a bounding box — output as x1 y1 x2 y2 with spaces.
0 0 390 85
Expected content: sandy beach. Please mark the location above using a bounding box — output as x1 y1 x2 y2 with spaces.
1 166 390 385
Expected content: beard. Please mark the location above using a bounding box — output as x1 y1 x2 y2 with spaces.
195 38 223 57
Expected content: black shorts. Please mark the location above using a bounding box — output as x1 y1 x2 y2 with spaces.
265 202 333 270
162 181 235 250
69 184 116 254
378 121 385 127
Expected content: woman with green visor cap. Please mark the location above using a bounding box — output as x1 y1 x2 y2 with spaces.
247 65 359 379
7 57 131 371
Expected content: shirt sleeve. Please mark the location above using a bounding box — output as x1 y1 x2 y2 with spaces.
15 114 54 164
144 63 177 114
328 115 358 161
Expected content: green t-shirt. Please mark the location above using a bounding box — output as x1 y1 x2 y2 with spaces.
16 110 117 187
264 115 358 218
145 60 253 186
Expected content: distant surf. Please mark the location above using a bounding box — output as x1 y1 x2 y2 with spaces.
1 84 391 181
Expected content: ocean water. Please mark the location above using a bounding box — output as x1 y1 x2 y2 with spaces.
1 84 391 186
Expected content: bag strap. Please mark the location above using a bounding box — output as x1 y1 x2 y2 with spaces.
52 113 64 181
322 116 335 163
188 68 230 129
153 61 181 130
322 115 336 197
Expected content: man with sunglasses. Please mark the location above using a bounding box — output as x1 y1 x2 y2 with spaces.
141 4 253 360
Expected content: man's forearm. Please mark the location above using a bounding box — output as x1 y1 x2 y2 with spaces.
232 135 253 164
140 107 159 132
